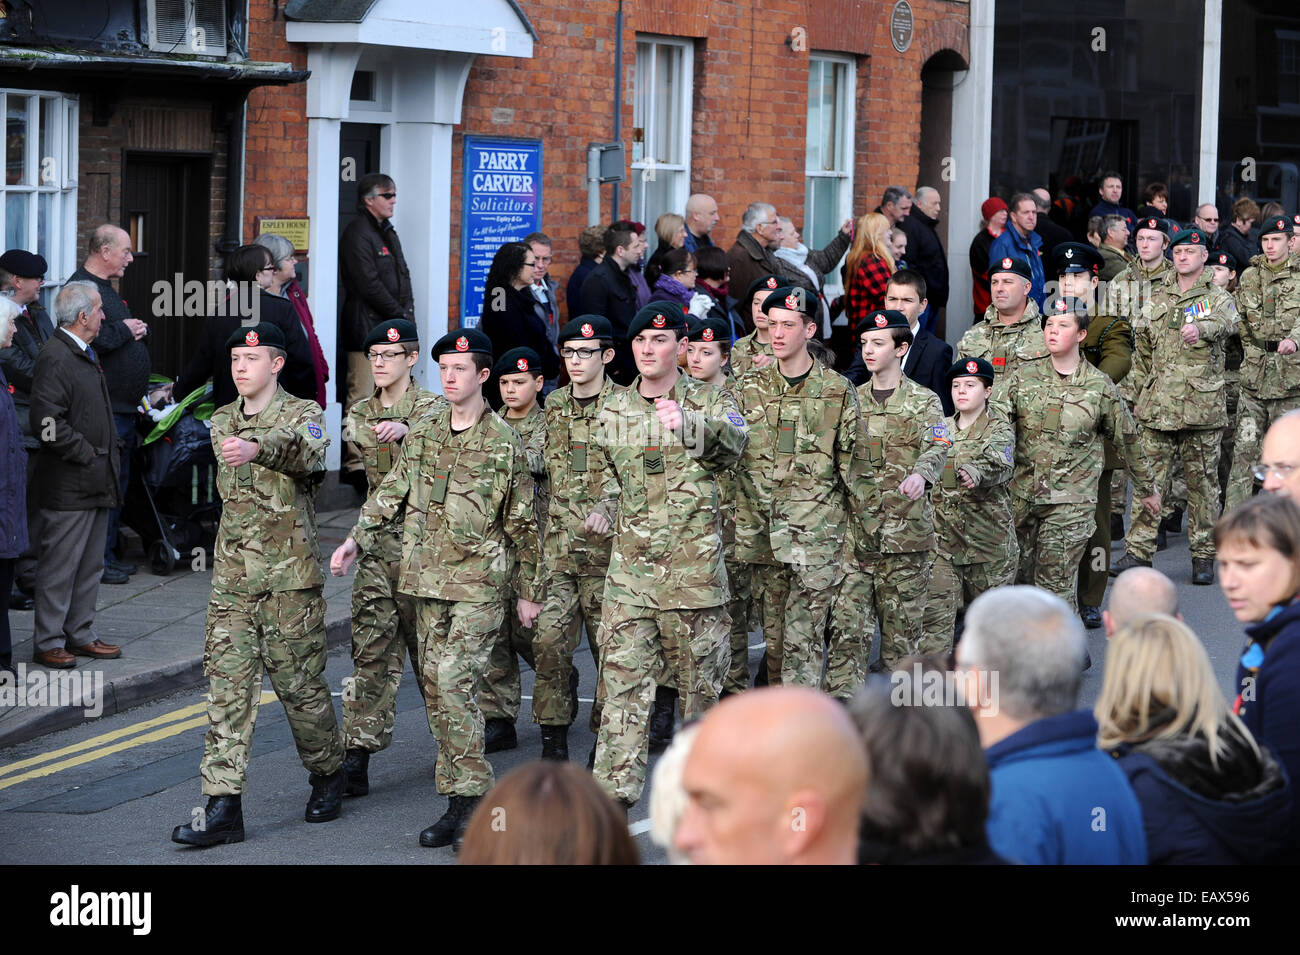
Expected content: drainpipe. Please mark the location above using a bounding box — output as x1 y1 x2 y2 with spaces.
612 0 623 220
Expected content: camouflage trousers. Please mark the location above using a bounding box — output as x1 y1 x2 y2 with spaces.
200 587 344 796
723 558 754 695
1014 499 1094 614
923 549 1018 651
342 553 423 753
828 551 933 682
478 595 535 724
1225 390 1300 509
1218 380 1240 504
593 602 728 805
1078 469 1114 608
750 559 842 689
531 570 605 728
1128 426 1221 562
415 597 504 797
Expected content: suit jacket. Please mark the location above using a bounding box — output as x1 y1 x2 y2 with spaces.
844 327 955 415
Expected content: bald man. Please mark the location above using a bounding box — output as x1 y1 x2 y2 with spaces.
674 687 867 865
1104 566 1180 638
1258 410 1300 498
683 194 720 254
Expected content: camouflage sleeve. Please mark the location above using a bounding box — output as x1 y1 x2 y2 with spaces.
251 404 329 478
1194 290 1235 343
502 438 543 603
1236 268 1263 342
965 413 1016 489
680 388 748 472
351 433 415 554
992 367 1017 424
1101 384 1155 497
588 410 622 526
525 413 547 480
1097 316 1133 384
912 392 950 486
836 383 861 492
1130 312 1153 400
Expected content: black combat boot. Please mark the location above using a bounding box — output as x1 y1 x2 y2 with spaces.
483 717 518 754
1192 558 1215 586
304 767 345 823
420 795 481 849
1080 605 1102 630
343 748 370 796
452 795 481 853
648 686 678 754
1160 507 1184 534
1109 553 1152 577
540 724 569 761
171 795 245 847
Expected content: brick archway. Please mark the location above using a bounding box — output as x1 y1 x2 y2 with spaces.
918 18 969 69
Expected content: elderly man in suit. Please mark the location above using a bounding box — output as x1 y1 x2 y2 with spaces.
844 269 955 415
27 281 123 669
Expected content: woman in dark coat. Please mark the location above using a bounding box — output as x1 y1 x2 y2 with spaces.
0 297 30 674
479 242 561 403
1096 612 1291 864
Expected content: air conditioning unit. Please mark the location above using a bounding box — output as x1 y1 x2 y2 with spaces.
148 0 227 57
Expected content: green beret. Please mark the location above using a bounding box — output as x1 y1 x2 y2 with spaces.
1211 250 1238 272
431 327 493 360
742 274 783 304
687 315 732 344
226 322 285 351
1170 227 1209 248
948 356 995 385
493 346 544 378
1259 214 1292 238
1046 295 1090 317
858 309 909 338
989 255 1033 280
362 319 419 351
760 285 815 320
558 315 613 344
1134 215 1170 238
627 300 688 341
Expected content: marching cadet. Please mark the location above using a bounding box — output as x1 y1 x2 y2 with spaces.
479 346 548 755
956 256 1048 392
729 274 780 374
172 323 344 847
339 319 444 798
829 309 948 676
921 357 1017 646
1113 227 1236 585
587 301 747 807
1107 215 1173 540
1005 297 1159 616
330 328 541 851
1209 249 1243 502
732 286 858 692
529 317 621 763
684 314 753 697
1224 213 1300 509
1052 242 1133 629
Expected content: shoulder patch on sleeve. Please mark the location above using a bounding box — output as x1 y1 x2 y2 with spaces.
727 411 747 428
307 422 323 439
931 423 951 446
1003 444 1014 464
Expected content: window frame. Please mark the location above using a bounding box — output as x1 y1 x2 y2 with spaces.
630 34 694 230
804 53 856 253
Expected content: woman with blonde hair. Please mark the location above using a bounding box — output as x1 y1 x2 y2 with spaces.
1095 612 1290 864
841 212 895 331
645 212 687 286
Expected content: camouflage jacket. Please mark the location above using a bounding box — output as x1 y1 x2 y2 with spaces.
1081 312 1133 469
1236 255 1300 400
729 330 773 377
592 372 748 609
1131 270 1236 431
732 358 858 568
210 386 329 594
535 376 622 577
957 299 1048 382
1106 258 1171 403
932 407 1016 566
506 402 549 536
351 401 541 604
847 376 948 558
345 378 447 563
698 376 742 561
1004 357 1155 506
1225 288 1244 383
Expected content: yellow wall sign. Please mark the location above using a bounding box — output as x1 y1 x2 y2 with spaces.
256 218 310 253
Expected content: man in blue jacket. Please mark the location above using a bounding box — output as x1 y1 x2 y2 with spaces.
956 585 1147 864
988 194 1046 308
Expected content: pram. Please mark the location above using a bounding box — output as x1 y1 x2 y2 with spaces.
120 379 221 576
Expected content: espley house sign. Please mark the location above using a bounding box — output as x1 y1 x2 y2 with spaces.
891 1 914 53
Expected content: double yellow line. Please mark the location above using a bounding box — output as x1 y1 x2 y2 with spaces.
0 691 276 792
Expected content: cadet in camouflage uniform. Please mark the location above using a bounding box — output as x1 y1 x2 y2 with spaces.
478 346 549 755
331 327 541 851
732 286 857 691
1005 298 1159 613
1113 227 1236 585
729 274 780 375
829 310 949 675
588 301 747 807
340 319 445 797
530 317 622 762
172 323 345 848
1224 214 1300 509
956 256 1048 400
922 357 1017 645
1051 243 1133 628
1208 250 1243 502
685 314 753 696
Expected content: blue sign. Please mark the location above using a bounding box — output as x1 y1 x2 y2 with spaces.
459 136 543 328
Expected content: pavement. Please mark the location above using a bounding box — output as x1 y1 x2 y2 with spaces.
0 499 363 747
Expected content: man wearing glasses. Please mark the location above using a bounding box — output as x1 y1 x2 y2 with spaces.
1194 204 1222 249
1257 410 1300 498
340 173 415 495
727 203 789 310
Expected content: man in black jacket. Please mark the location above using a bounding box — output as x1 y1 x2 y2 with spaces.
339 173 415 490
580 224 641 385
28 282 124 669
70 224 149 583
900 187 950 337
0 249 53 604
844 270 954 415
